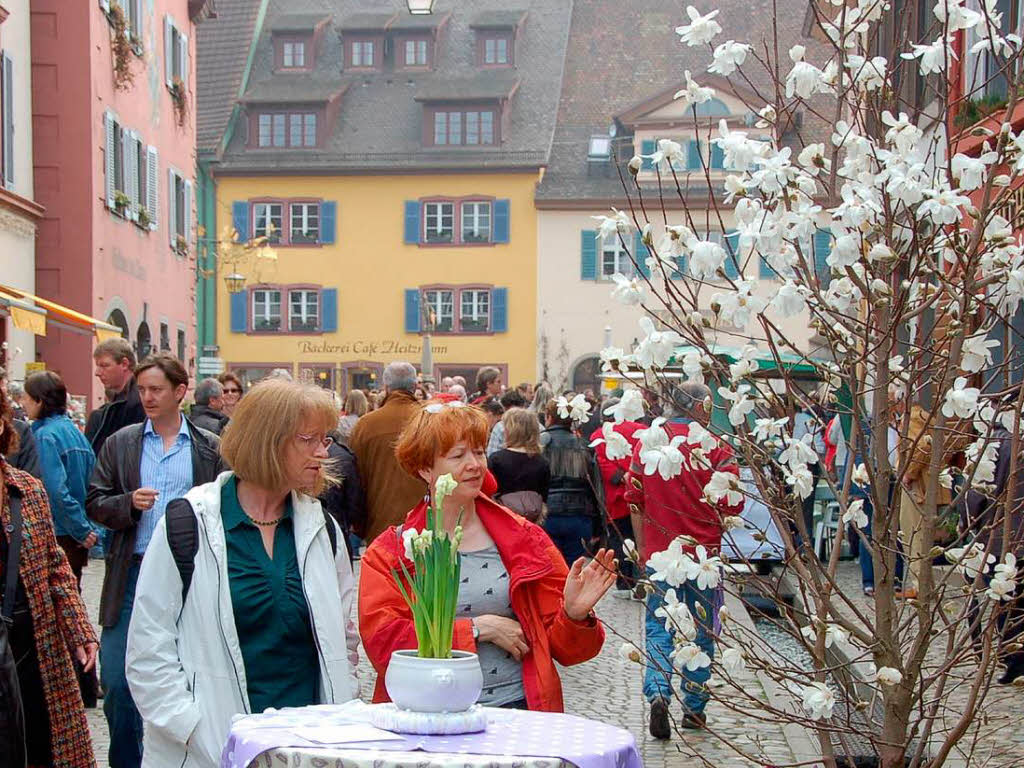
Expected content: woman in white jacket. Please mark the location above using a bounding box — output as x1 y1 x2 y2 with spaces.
126 379 359 768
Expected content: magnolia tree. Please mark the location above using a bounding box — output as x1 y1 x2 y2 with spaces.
588 1 1024 766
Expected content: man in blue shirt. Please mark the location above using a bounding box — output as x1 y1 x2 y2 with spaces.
87 354 226 768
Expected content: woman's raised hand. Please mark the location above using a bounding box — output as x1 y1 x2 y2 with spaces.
563 548 617 621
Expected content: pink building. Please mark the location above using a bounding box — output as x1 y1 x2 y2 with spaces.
31 0 213 407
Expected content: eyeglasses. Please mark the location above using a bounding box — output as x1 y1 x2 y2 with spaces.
223 388 242 395
295 433 334 451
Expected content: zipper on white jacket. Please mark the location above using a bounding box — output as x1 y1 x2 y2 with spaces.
300 520 335 704
202 530 250 714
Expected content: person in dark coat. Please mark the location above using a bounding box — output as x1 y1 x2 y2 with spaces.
190 378 230 435
320 433 366 561
10 418 41 478
85 338 146 455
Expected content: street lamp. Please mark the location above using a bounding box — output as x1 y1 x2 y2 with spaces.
224 272 247 294
406 0 434 14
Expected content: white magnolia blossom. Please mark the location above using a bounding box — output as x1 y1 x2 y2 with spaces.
610 272 645 306
646 138 686 172
753 416 789 443
674 5 721 47
655 589 697 639
618 643 642 664
951 149 998 191
933 0 982 31
901 38 956 76
708 40 750 76
674 70 716 111
622 538 638 560
704 470 743 507
919 187 972 225
714 281 768 328
786 46 831 98
591 208 631 241
640 434 687 480
720 647 746 675
719 384 756 426
801 681 836 720
960 333 999 373
590 422 632 461
881 111 923 155
945 542 997 580
778 433 819 471
684 421 720 468
729 344 760 382
556 393 591 424
605 388 645 423
599 346 626 373
771 280 809 317
846 55 888 91
842 499 869 529
648 538 690 586
690 544 723 590
722 515 745 531
681 349 707 384
715 120 768 170
786 464 816 499
852 463 870 487
672 642 712 672
802 622 850 649
688 236 729 280
942 377 981 419
634 316 684 370
875 666 904 686
988 554 1018 601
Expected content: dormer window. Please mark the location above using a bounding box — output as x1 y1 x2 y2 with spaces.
427 107 497 146
415 72 518 149
339 12 396 72
400 37 431 68
270 13 330 73
470 10 525 68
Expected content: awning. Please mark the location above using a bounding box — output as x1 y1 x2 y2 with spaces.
0 290 47 336
0 283 122 340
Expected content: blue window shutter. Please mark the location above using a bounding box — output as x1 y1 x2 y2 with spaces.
404 201 421 244
710 142 726 170
493 199 510 243
634 231 651 278
724 230 740 278
320 288 338 332
230 291 247 333
640 139 655 170
759 255 777 279
580 230 598 280
404 289 421 333
320 202 337 245
671 255 685 280
687 140 702 170
813 228 832 287
491 287 508 333
232 201 249 242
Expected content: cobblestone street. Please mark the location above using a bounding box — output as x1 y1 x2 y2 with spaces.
81 558 798 768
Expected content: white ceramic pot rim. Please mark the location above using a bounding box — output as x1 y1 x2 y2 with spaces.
391 649 479 661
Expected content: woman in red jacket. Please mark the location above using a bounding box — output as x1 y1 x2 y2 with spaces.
358 401 616 712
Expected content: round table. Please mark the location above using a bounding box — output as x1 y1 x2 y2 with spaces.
221 702 642 768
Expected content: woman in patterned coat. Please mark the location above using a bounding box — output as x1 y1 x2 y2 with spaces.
1 384 97 768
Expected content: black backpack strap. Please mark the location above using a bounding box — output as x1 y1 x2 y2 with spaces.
165 498 199 605
2 488 24 621
322 508 338 558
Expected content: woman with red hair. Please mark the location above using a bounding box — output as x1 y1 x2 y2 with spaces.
358 401 616 712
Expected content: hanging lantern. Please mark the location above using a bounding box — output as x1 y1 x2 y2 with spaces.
224 272 247 294
406 0 434 14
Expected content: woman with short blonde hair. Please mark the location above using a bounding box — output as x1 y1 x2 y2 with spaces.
127 379 358 768
503 407 543 454
337 389 368 446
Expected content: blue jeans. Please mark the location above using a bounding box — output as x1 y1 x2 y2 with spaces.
543 514 591 565
100 562 144 768
644 568 715 715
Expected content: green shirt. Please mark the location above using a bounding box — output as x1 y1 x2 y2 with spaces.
221 475 319 713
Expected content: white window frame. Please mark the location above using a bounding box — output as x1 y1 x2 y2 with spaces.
252 289 282 332
283 41 306 68
166 168 191 251
459 289 491 333
351 40 375 67
461 201 492 243
484 37 508 65
600 232 633 279
163 15 189 91
422 289 455 332
423 201 454 243
289 202 321 244
252 202 283 243
1 52 13 189
404 39 427 66
288 289 320 332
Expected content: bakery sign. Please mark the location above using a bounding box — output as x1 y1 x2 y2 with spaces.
297 339 448 356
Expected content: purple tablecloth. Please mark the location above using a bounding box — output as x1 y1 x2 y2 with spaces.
221 703 642 768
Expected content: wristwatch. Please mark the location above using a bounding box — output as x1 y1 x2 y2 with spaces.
471 619 480 641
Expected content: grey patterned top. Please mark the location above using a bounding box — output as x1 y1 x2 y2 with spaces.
456 546 525 707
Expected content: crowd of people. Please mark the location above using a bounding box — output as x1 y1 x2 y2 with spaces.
6 342 1019 767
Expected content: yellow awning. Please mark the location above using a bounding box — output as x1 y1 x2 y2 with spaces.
0 282 121 340
0 290 47 337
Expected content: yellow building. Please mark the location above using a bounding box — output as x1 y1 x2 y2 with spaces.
198 0 573 394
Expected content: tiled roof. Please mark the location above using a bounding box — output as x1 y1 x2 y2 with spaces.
216 0 572 174
470 10 527 29
534 0 833 203
337 11 398 31
196 0 264 152
390 11 450 30
240 77 347 103
413 71 520 102
268 12 330 32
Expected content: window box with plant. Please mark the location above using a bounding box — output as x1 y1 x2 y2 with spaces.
108 3 136 91
169 76 187 127
113 190 132 216
136 207 152 230
173 234 188 255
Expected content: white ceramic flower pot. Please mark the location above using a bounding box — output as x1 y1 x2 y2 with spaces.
385 650 483 713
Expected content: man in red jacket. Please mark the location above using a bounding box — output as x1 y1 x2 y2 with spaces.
625 381 741 737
